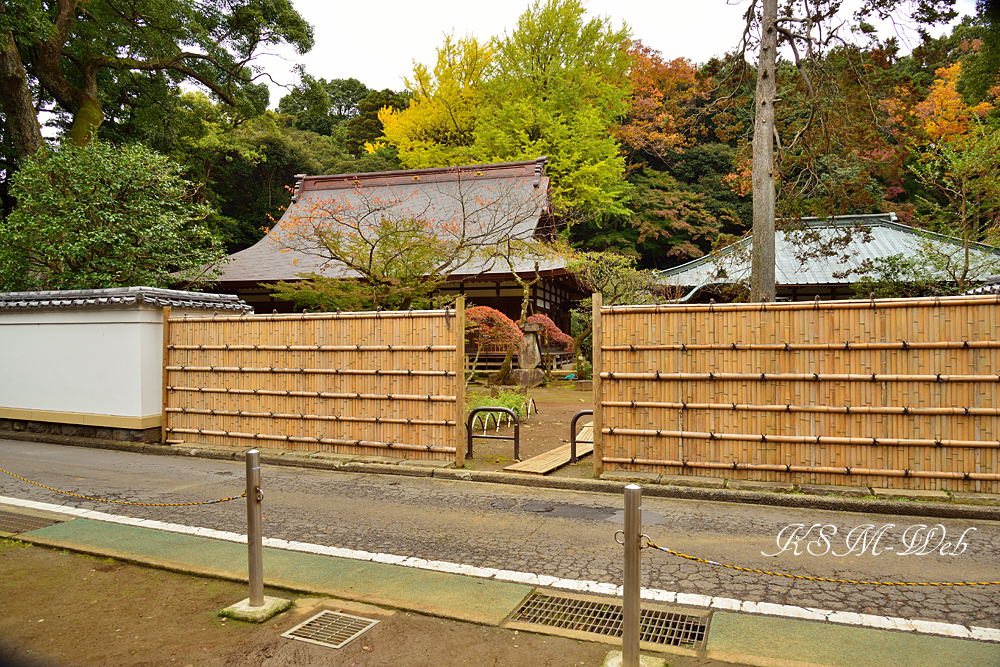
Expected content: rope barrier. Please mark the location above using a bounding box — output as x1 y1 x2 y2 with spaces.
0 467 246 507
644 540 1000 587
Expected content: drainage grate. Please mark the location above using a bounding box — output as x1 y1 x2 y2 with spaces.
281 610 379 650
0 510 63 535
511 593 708 649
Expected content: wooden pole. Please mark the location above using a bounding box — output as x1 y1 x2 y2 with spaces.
161 306 171 444
592 292 604 478
455 297 466 468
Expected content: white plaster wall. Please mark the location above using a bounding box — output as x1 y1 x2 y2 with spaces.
0 305 213 420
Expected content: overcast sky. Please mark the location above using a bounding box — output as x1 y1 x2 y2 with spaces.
254 0 978 107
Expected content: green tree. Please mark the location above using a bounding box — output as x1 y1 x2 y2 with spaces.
477 0 632 219
907 121 1000 291
346 89 410 157
379 35 491 166
0 0 313 154
278 71 370 137
379 0 632 219
149 93 344 250
563 248 659 356
0 140 226 290
959 1 1000 103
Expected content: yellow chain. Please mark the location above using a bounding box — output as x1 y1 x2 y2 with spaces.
0 467 246 507
646 541 1000 587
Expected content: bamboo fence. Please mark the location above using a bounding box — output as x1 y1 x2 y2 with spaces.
163 302 465 463
596 294 1000 492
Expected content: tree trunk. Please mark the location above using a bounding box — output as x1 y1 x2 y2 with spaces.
750 0 778 303
67 96 104 146
495 265 538 386
572 324 592 360
0 29 44 159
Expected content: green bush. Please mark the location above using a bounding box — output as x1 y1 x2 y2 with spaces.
0 140 226 291
467 388 528 418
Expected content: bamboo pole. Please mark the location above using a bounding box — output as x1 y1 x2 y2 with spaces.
601 400 1000 416
168 344 456 351
600 371 1000 383
167 386 457 401
164 428 455 453
455 296 466 468
601 427 1000 449
161 306 171 444
602 341 1000 351
581 294 1000 314
593 292 604 478
600 457 1000 481
165 407 452 426
164 366 453 376
170 310 452 323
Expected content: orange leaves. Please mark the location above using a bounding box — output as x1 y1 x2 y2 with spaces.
723 159 753 198
615 41 701 159
914 62 994 144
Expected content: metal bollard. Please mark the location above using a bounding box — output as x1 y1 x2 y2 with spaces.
623 484 642 667
246 449 264 607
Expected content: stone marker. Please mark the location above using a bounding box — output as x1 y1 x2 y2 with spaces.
517 322 544 369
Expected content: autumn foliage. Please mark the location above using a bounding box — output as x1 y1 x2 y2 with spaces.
466 306 523 349
527 314 574 351
615 41 701 160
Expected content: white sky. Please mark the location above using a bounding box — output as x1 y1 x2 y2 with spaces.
254 0 978 106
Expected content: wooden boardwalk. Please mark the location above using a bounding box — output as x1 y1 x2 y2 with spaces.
504 423 593 474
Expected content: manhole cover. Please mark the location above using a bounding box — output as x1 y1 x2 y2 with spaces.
511 592 708 649
281 610 379 649
0 510 63 535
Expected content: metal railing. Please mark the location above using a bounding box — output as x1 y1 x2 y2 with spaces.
466 407 520 461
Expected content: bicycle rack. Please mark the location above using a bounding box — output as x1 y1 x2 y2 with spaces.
570 409 594 464
466 406 520 461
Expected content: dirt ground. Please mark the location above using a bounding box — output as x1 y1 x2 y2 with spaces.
0 539 739 667
465 383 594 473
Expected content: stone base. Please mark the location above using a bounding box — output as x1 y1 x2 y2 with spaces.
799 483 873 498
574 380 593 391
0 418 160 443
659 474 726 489
727 479 794 492
509 368 544 387
872 487 950 502
601 650 667 667
601 471 661 484
219 596 292 623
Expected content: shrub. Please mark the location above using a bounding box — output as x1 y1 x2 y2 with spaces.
467 388 529 418
0 140 225 291
527 313 574 351
466 306 523 347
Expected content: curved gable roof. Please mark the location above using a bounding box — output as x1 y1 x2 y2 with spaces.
217 158 556 284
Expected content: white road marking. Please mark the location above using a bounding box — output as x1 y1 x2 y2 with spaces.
1 494 995 643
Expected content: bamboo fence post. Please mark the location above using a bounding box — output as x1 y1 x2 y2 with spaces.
455 297 466 468
593 292 604 478
161 306 171 444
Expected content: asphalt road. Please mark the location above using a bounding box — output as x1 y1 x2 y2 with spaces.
2 439 998 631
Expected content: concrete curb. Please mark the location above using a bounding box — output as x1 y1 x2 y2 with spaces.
4 430 1000 521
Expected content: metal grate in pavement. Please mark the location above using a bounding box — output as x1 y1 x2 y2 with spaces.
511 592 708 649
0 510 63 535
281 610 379 650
